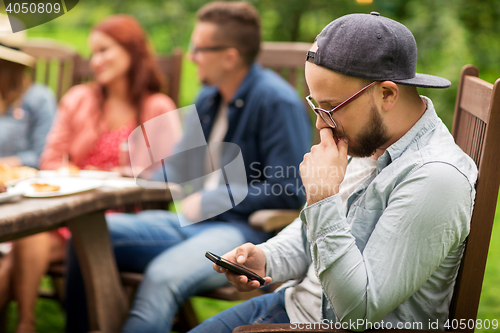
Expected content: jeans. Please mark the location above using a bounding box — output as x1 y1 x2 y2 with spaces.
189 289 290 333
65 210 267 333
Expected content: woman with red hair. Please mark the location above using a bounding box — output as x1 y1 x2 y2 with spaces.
40 14 181 171
1 15 181 332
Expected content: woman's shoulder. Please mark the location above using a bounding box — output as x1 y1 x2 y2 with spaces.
61 83 99 101
58 84 100 113
142 92 177 118
143 92 176 110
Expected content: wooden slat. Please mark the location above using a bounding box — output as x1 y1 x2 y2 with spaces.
22 39 78 101
460 76 493 122
257 42 311 68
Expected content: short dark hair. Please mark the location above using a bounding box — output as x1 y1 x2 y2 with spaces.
197 1 261 66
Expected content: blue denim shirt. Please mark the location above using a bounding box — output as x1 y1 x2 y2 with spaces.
260 97 478 331
0 84 56 168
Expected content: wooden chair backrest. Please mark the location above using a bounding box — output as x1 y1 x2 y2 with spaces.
22 39 78 101
257 41 311 99
72 48 183 107
448 64 500 331
258 41 316 143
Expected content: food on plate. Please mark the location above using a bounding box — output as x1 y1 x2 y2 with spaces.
31 183 61 192
57 165 80 176
0 181 6 193
0 164 37 184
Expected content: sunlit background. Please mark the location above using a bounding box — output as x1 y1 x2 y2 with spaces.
1 1 499 332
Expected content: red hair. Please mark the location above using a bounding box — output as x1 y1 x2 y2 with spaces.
92 15 164 116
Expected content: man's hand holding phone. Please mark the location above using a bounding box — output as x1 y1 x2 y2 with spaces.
210 243 272 291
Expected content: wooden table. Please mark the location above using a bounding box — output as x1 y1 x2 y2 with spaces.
0 181 172 333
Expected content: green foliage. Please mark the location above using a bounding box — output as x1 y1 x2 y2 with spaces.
20 0 500 128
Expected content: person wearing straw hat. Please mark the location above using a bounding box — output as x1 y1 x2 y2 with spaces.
0 13 57 333
0 14 56 168
191 12 478 333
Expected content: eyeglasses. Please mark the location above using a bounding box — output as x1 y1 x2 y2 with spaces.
306 81 379 129
189 43 231 54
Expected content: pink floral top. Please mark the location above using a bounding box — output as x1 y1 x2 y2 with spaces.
78 123 134 170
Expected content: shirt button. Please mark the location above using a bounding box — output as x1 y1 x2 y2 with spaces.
202 115 210 124
235 99 244 108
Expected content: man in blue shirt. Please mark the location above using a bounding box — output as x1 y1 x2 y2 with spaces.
194 12 477 333
64 2 311 332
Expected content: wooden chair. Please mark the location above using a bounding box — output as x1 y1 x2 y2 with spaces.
231 65 500 332
72 48 183 107
22 38 79 101
258 41 311 100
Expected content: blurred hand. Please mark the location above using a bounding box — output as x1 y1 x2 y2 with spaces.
213 243 272 291
300 128 349 204
0 156 22 167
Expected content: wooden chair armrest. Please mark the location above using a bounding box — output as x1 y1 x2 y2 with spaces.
248 210 300 232
233 324 464 333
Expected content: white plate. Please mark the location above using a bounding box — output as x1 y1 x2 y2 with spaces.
0 186 25 204
14 178 103 198
79 170 120 179
102 178 139 188
37 170 120 180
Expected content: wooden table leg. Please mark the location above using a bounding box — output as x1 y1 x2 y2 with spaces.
68 210 128 333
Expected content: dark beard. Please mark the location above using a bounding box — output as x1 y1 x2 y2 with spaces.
348 105 390 157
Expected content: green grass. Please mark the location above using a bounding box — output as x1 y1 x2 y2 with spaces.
476 198 500 332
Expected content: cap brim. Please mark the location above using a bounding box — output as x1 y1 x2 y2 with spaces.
392 73 451 89
0 46 35 67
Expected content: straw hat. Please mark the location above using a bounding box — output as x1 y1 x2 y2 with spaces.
0 14 35 67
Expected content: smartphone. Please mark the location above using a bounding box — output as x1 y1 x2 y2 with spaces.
205 251 266 286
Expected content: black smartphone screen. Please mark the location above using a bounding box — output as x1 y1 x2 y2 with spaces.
205 251 266 286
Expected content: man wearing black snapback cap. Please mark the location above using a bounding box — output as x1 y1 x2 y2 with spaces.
190 12 478 332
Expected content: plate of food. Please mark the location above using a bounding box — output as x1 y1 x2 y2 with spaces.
38 165 82 178
14 177 103 198
37 168 120 180
0 164 38 186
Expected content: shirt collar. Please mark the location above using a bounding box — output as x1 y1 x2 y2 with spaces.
221 62 262 108
378 96 440 169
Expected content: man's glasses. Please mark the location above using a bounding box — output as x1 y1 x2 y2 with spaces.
189 43 231 54
306 81 379 129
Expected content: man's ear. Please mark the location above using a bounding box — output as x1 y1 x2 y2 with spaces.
222 48 241 71
379 81 399 111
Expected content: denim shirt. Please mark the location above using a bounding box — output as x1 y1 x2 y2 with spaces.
0 84 56 168
259 97 477 331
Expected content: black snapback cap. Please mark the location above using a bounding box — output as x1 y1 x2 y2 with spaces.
306 12 451 89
